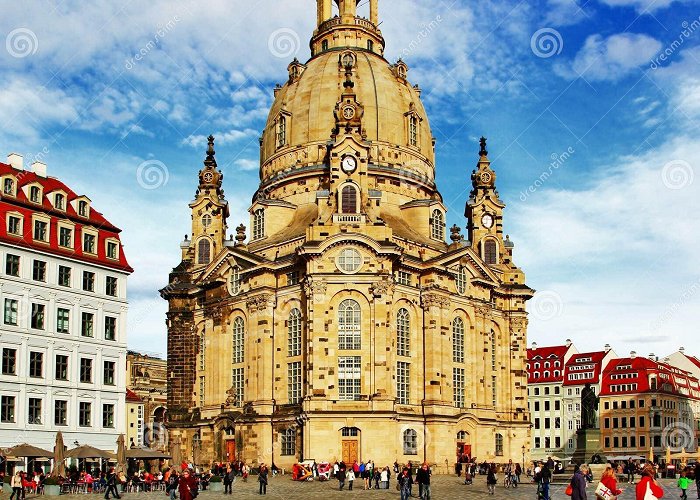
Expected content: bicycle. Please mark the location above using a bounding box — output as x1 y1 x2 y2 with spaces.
504 474 513 488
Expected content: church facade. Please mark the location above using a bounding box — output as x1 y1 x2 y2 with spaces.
163 0 533 470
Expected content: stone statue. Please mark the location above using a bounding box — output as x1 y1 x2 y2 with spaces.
581 383 599 429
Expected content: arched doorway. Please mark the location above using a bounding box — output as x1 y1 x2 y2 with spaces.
456 430 471 462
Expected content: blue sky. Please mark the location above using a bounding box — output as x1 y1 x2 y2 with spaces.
1 0 698 359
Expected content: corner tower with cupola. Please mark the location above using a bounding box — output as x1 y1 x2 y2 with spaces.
163 0 533 470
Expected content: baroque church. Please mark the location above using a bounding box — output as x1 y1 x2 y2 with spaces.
163 0 533 470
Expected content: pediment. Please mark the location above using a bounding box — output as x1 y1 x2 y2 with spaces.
427 246 499 286
198 248 264 283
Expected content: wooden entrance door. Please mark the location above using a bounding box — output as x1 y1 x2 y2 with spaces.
225 440 236 462
342 440 358 464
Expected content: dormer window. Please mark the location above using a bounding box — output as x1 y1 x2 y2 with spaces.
340 184 359 214
276 116 287 149
430 209 444 241
106 241 118 260
54 193 65 210
83 233 96 254
78 201 88 217
3 178 14 196
33 220 48 242
29 186 41 203
253 209 265 240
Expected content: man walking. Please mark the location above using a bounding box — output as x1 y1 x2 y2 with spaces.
104 468 121 500
416 462 431 500
540 463 552 500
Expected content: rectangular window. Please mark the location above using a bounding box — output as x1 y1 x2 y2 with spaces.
199 377 206 407
555 400 561 410
534 418 540 429
287 361 302 404
492 375 497 407
32 260 46 282
54 400 67 426
286 271 299 286
104 316 117 341
5 254 20 276
338 356 361 401
453 367 465 408
545 401 550 411
29 351 43 378
106 276 118 296
4 299 18 325
568 438 574 449
7 215 21 235
81 312 94 337
34 220 48 241
534 437 541 449
31 303 45 330
2 348 17 375
605 437 611 448
534 401 540 411
396 271 412 286
231 367 244 407
83 233 96 254
107 241 118 259
82 271 95 292
545 418 551 429
103 361 115 385
79 402 92 427
28 398 41 424
56 308 70 333
555 437 561 448
640 416 645 427
79 358 93 383
0 396 15 423
102 404 115 428
58 265 71 287
59 227 72 247
55 355 68 380
640 436 646 447
397 361 410 405
281 429 296 456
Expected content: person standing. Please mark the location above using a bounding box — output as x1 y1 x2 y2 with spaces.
600 466 623 498
679 472 691 500
166 469 179 500
337 462 346 491
571 465 589 500
416 462 431 500
636 464 663 500
258 464 268 495
398 468 412 500
177 470 197 500
347 468 355 490
104 468 121 500
694 462 700 500
486 464 497 495
224 465 235 494
10 472 23 500
540 463 552 500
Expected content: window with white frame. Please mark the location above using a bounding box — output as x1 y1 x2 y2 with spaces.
54 193 65 210
78 200 88 217
409 115 418 147
452 317 465 363
7 214 21 235
396 271 412 286
59 226 72 248
34 219 48 242
495 433 504 456
3 178 14 196
56 308 70 333
337 248 362 273
229 267 241 295
288 308 302 357
403 429 418 455
277 115 287 149
1 396 16 423
233 317 245 364
106 241 118 260
397 361 410 405
455 266 467 295
288 361 302 404
83 232 96 254
340 184 358 214
102 404 114 428
453 368 465 408
431 209 444 240
338 299 361 350
338 356 361 400
199 333 206 371
396 308 410 357
4 299 18 325
253 209 265 240
281 428 295 456
29 185 41 203
231 367 244 407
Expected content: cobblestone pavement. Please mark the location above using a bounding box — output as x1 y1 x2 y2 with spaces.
8 477 688 500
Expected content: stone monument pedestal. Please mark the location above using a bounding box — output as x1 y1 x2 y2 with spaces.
571 428 602 465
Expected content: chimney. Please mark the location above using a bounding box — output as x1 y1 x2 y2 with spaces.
531 342 538 350
680 347 685 353
565 339 572 348
604 344 611 352
649 353 656 361
7 153 23 170
31 161 47 177
630 351 637 359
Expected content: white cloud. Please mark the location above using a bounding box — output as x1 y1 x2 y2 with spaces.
234 159 258 171
597 0 694 13
544 0 590 26
556 33 662 81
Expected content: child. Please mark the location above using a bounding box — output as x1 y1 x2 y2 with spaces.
487 465 497 496
347 468 355 491
678 472 691 500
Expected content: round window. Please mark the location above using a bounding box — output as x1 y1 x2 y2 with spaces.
336 248 363 274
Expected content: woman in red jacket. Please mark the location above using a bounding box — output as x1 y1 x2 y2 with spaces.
601 466 624 498
636 464 664 500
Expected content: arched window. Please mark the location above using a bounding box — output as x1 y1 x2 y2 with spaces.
78 200 88 216
495 433 504 456
232 317 245 364
253 209 265 240
288 308 302 357
280 428 296 456
535 363 540 369
396 308 410 357
29 186 41 203
338 299 361 350
455 266 467 295
277 116 286 149
197 239 211 264
431 209 444 241
544 371 550 378
457 430 469 441
452 317 465 363
409 115 418 147
544 362 550 369
554 370 560 377
484 239 497 264
403 429 418 455
341 184 358 214
54 193 65 210
3 178 14 195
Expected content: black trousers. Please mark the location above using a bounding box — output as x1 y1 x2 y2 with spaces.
259 482 266 494
104 485 120 499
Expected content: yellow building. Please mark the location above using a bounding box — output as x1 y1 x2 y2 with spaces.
162 0 533 471
126 351 168 450
125 389 144 449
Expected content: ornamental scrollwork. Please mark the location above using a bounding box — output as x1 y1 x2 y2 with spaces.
246 294 273 312
370 276 395 298
303 278 327 299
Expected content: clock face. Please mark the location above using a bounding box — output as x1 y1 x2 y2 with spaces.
343 106 355 120
341 155 357 173
482 214 494 229
480 172 492 184
203 171 214 182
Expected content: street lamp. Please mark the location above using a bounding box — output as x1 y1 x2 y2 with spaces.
522 445 526 468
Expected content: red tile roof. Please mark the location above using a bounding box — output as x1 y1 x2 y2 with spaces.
563 350 607 386
126 388 142 403
0 162 132 272
600 357 700 399
527 345 570 384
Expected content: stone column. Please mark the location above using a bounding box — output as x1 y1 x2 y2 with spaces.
475 306 491 407
421 292 448 404
370 276 394 401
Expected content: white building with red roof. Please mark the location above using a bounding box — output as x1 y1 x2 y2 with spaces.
526 340 578 461
0 154 132 453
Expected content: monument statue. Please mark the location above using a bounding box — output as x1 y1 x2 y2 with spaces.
581 383 599 429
